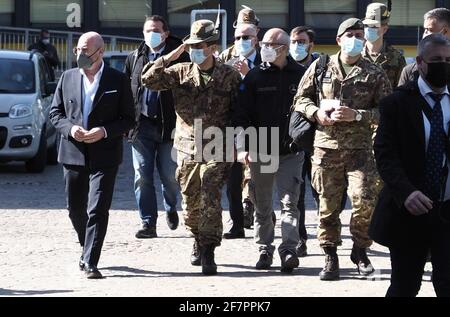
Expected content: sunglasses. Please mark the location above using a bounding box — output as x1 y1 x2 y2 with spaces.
235 35 253 41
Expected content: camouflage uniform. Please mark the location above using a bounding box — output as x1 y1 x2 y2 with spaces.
294 52 392 248
141 58 241 247
362 42 406 88
219 45 238 63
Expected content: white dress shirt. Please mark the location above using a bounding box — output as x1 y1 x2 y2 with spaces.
80 61 104 129
418 76 450 200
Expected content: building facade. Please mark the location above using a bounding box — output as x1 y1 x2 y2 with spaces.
2 0 450 55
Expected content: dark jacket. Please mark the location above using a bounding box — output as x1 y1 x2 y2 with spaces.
370 80 447 247
49 66 135 169
398 62 418 87
124 36 190 142
28 40 60 81
234 56 306 156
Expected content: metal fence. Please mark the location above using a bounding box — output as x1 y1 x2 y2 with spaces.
0 26 141 78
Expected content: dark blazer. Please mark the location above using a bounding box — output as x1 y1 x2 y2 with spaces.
49 66 135 169
224 52 262 70
370 80 445 247
124 37 190 141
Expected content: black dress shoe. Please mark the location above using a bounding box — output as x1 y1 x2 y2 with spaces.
166 211 179 230
135 224 157 239
84 265 103 279
223 229 245 239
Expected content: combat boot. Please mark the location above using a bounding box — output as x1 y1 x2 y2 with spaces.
319 247 340 281
201 245 217 276
350 245 375 276
190 238 201 266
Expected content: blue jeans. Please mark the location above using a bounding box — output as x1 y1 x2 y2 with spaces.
132 118 179 226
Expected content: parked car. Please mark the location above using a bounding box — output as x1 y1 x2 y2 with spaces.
103 51 130 73
0 50 58 173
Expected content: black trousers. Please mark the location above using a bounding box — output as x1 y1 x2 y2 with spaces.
63 164 118 267
387 208 450 297
226 162 244 230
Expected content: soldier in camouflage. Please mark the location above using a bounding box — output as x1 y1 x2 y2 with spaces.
141 19 241 276
293 18 392 280
362 2 406 88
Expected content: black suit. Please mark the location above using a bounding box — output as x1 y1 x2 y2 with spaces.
371 80 450 297
49 66 135 267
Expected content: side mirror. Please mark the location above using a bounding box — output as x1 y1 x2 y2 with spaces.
44 82 57 96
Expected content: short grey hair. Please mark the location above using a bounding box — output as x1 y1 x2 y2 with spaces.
418 33 450 57
424 8 450 26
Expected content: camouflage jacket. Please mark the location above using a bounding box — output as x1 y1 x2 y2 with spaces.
294 52 392 150
141 57 241 159
362 42 406 88
218 45 237 63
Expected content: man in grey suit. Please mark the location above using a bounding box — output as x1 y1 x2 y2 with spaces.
49 32 135 279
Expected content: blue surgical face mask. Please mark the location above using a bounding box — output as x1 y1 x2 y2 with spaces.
364 27 380 43
235 39 253 56
341 37 364 57
144 32 163 49
290 43 309 62
190 48 208 65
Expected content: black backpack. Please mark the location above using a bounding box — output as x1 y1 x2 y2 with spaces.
289 54 329 153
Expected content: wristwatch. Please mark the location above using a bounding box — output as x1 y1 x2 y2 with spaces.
354 110 362 122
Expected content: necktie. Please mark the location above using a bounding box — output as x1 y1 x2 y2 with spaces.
247 58 253 69
146 53 159 118
424 93 447 201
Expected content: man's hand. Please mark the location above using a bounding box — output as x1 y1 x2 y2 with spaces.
331 106 357 122
314 108 335 126
233 60 251 76
164 44 186 64
70 125 88 142
83 127 106 144
404 191 434 216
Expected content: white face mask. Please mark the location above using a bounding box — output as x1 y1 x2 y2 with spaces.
341 37 364 57
144 32 163 49
42 39 50 45
290 43 309 62
261 46 279 63
235 39 253 56
190 48 208 65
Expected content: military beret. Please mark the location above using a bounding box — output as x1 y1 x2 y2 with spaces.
337 18 365 37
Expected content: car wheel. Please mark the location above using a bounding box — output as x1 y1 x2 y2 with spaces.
47 134 58 165
25 132 47 173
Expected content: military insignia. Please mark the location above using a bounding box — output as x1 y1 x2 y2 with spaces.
289 84 298 95
322 71 332 84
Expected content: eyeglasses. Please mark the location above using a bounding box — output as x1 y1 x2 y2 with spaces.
72 47 101 57
235 35 253 41
259 41 285 49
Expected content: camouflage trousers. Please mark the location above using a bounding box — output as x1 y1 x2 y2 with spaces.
176 157 231 247
311 148 380 249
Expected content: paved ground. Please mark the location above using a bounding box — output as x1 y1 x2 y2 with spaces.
0 143 435 297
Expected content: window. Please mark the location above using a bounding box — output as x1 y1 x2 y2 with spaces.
386 0 435 26
235 0 289 29
99 0 152 28
30 0 83 24
305 0 356 29
0 0 14 26
168 0 219 28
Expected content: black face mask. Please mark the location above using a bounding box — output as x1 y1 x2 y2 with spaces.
425 62 450 88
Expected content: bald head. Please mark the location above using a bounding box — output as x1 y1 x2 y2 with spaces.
76 32 104 72
262 28 290 46
235 24 257 38
78 32 105 52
